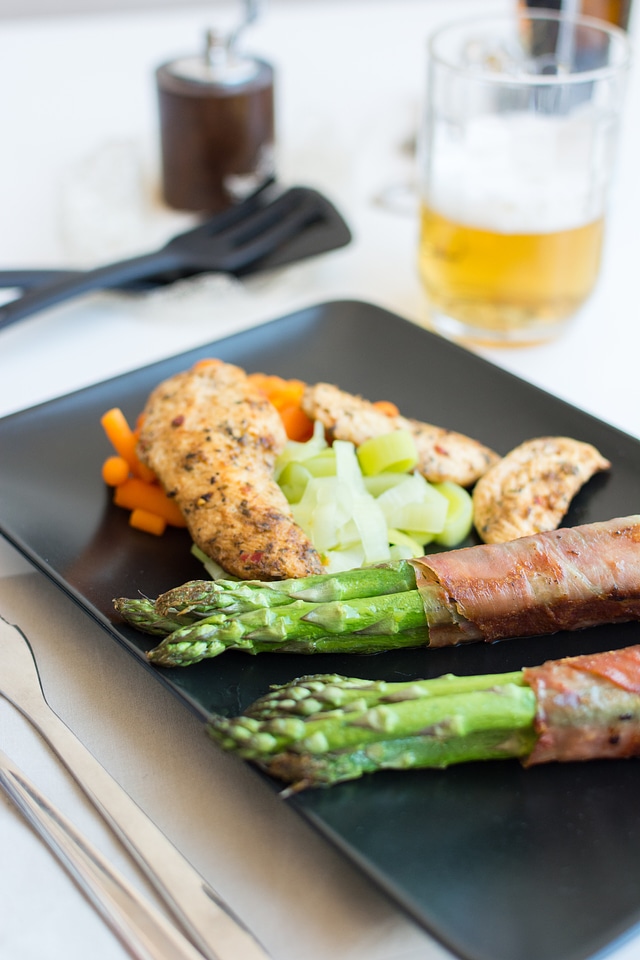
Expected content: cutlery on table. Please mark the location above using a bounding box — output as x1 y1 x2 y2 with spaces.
0 748 207 960
0 615 272 960
0 268 165 294
0 182 351 331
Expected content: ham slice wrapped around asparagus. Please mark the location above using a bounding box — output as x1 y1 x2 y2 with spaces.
114 515 640 666
523 646 640 765
207 645 640 790
410 514 640 647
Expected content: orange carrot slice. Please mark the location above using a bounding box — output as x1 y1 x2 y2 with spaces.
113 477 187 527
101 407 137 463
249 373 306 408
278 404 315 442
101 407 155 482
247 373 313 438
101 455 130 487
129 508 167 537
192 357 223 371
373 400 400 418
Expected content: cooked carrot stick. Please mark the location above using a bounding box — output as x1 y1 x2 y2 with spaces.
101 455 130 487
249 373 400 440
373 400 400 417
113 477 187 527
101 407 155 482
129 508 167 537
247 372 283 395
192 358 223 371
101 407 137 462
278 404 315 442
248 373 304 407
248 373 313 440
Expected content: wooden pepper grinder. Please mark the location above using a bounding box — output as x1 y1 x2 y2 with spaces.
156 6 274 213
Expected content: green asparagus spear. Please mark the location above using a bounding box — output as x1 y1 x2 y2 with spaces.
116 516 640 662
128 561 466 666
244 670 523 718
112 597 199 636
114 563 418 638
146 588 435 666
208 644 640 790
154 561 417 617
207 670 538 791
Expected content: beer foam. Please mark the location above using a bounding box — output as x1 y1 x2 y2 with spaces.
427 110 615 234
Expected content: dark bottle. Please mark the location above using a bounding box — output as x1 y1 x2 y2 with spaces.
520 0 632 30
156 30 275 213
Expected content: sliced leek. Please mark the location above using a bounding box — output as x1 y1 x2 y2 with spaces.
432 481 474 547
356 430 418 475
277 423 475 572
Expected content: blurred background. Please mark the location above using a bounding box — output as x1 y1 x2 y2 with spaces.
0 0 219 14
1 0 320 15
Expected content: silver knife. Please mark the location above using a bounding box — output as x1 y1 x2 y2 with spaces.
0 615 272 960
0 747 208 960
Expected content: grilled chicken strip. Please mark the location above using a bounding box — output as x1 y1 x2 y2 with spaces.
472 436 610 544
302 382 499 486
136 360 324 580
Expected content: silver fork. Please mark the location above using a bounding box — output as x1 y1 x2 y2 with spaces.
0 615 272 960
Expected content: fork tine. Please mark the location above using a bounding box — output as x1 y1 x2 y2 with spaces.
172 177 279 242
208 189 326 272
223 188 307 245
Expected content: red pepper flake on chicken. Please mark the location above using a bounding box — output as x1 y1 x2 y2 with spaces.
136 359 324 580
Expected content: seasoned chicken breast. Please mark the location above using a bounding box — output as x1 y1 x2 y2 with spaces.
472 436 611 544
137 360 324 580
302 382 499 486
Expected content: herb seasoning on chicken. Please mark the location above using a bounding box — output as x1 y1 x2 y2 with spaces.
472 436 610 544
136 360 324 579
302 382 499 487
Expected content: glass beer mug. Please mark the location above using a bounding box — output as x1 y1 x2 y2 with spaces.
417 10 631 345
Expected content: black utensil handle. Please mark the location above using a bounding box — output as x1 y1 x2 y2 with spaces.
0 269 84 290
0 249 182 331
0 269 163 294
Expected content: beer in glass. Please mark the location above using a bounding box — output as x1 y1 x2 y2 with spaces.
418 11 630 345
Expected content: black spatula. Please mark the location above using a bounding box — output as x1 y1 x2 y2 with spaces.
0 184 351 331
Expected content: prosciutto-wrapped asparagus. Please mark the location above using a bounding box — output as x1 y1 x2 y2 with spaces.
114 516 640 666
207 645 640 790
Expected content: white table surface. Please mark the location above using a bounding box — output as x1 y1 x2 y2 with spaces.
1 2 640 959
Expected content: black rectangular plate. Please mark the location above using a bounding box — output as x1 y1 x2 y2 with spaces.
1 299 640 960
